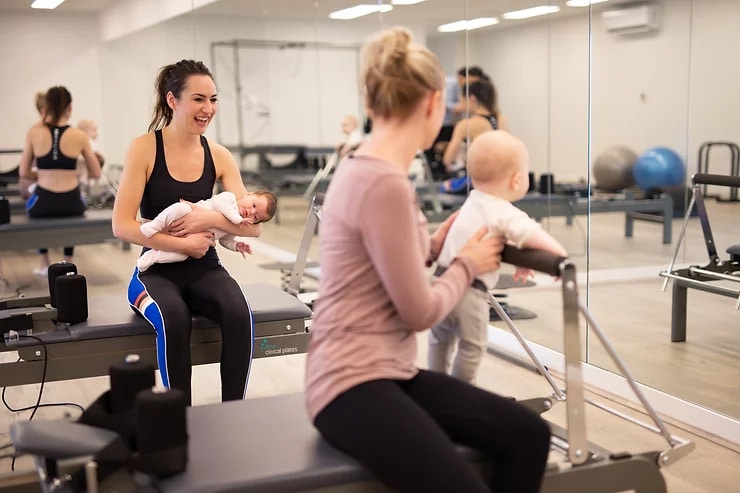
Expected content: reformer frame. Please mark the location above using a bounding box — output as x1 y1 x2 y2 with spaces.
288 194 694 492
209 38 362 156
659 172 740 341
0 284 312 388
491 248 693 492
4 195 696 493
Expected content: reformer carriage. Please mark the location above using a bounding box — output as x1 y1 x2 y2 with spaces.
2 193 694 492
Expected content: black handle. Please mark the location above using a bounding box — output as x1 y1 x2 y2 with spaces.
692 173 740 188
501 245 567 277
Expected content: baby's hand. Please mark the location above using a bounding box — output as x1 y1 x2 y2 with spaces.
240 217 254 226
235 241 252 259
513 267 534 284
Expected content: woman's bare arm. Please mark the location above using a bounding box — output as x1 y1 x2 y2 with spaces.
112 134 215 258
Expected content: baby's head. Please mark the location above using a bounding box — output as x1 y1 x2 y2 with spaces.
237 190 277 224
341 114 358 136
467 130 530 202
77 119 98 140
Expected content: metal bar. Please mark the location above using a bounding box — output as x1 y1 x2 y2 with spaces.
585 398 689 446
561 262 589 465
287 195 322 296
303 153 338 200
232 42 245 156
660 272 740 297
694 184 718 261
579 302 675 446
488 294 565 401
671 282 687 342
661 187 697 291
689 267 740 284
210 42 221 145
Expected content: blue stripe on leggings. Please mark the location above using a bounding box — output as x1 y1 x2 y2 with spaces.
127 268 170 389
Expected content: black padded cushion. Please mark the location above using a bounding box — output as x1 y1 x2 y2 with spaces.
0 208 113 231
727 244 740 256
6 284 310 346
160 393 485 492
10 420 119 459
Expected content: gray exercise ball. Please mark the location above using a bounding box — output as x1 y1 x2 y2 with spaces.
593 145 638 192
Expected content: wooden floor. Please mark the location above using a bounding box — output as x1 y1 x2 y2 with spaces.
0 194 738 492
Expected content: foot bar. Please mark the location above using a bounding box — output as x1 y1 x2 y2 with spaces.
692 173 740 187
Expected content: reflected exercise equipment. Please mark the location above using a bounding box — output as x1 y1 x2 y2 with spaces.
660 172 740 342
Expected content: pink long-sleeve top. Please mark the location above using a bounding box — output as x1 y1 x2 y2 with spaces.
305 154 476 421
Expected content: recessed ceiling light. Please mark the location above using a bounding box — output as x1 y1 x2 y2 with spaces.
391 0 426 5
503 5 561 20
566 0 611 7
329 4 394 20
437 17 500 33
31 0 66 9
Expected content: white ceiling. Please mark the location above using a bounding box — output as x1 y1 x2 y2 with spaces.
0 0 619 25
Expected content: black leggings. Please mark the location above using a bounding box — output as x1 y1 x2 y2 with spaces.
128 255 254 405
314 370 550 493
27 185 86 256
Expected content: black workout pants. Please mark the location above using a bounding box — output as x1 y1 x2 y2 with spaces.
314 370 550 493
129 258 254 405
27 185 86 256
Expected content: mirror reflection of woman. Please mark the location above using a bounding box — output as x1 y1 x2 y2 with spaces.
443 79 511 175
19 86 102 276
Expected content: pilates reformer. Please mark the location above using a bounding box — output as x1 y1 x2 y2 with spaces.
286 195 694 492
0 283 312 388
0 209 128 252
659 172 740 342
4 245 693 492
420 188 674 244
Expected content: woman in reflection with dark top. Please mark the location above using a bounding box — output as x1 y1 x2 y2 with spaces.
19 86 102 276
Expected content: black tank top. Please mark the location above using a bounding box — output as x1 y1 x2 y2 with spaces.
476 114 499 130
35 125 78 171
140 130 216 220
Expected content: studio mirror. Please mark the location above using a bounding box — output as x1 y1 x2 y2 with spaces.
587 0 740 425
455 1 590 357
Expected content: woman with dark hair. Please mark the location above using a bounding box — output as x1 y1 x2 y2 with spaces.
112 59 260 405
19 86 102 276
444 79 510 172
440 79 511 193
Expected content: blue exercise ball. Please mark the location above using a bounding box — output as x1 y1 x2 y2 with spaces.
633 147 685 191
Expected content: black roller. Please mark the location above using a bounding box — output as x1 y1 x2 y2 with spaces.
692 173 740 188
109 355 156 414
55 273 88 324
48 262 77 307
501 245 567 277
135 388 189 477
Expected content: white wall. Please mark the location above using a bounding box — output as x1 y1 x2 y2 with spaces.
0 12 103 171
0 11 426 169
429 0 740 183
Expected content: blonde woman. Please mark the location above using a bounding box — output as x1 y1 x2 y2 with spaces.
305 27 550 493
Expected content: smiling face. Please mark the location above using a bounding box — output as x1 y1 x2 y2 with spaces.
237 194 270 224
169 74 218 134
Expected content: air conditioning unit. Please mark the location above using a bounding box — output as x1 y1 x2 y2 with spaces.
601 4 659 35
